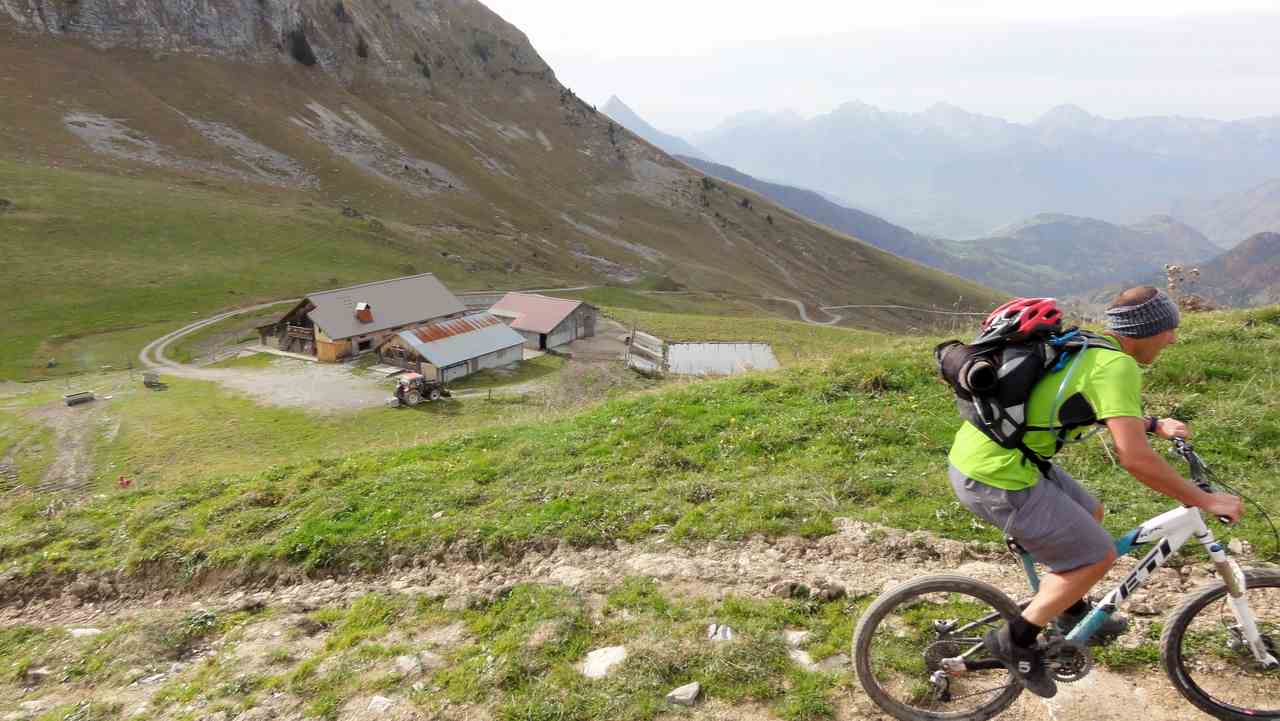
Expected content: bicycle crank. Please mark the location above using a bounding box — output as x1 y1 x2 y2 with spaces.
1044 639 1093 683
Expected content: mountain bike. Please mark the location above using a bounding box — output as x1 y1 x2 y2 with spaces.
852 439 1279 721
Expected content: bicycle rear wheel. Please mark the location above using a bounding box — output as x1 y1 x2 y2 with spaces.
853 575 1024 721
1161 568 1280 720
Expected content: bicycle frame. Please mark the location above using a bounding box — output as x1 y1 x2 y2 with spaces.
1017 504 1278 666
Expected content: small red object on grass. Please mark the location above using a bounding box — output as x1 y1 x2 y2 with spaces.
117 475 132 489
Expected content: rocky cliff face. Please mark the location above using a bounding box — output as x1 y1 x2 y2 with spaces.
0 0 552 90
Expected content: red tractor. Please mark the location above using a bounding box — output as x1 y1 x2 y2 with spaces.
393 373 451 406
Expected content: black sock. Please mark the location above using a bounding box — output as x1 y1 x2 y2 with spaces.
1010 616 1044 648
1065 599 1090 617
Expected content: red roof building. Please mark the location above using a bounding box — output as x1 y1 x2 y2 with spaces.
488 293 598 350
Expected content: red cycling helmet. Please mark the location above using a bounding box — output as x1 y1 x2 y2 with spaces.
977 297 1063 342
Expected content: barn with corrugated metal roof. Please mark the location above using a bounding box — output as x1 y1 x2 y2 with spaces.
489 292 598 350
376 313 525 383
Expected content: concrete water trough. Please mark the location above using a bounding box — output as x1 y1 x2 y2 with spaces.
666 343 779 376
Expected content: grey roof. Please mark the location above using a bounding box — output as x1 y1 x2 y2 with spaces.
393 313 525 368
306 273 465 340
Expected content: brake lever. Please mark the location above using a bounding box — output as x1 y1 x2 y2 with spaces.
1170 439 1233 525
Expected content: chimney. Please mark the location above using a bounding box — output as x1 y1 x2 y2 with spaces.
355 302 373 323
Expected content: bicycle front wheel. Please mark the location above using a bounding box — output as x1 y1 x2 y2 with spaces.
1161 567 1280 720
853 575 1024 721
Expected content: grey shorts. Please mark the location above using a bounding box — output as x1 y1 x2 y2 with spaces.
949 465 1112 572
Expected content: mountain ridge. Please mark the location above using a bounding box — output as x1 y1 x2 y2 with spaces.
694 99 1280 239
602 95 709 161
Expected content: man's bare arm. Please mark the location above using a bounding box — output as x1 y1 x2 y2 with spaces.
1106 416 1243 522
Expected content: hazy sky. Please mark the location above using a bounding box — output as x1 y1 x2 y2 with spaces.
483 1 1280 134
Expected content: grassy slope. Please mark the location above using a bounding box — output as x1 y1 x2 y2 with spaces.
0 29 1003 381
4 307 1277 583
0 161 539 380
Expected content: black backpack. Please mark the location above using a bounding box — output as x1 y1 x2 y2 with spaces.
934 328 1121 475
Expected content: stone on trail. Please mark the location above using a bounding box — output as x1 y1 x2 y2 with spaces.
395 654 423 675
418 650 445 671
70 627 104 638
579 645 627 678
789 648 815 670
816 653 850 672
706 623 735 642
782 629 810 647
666 681 701 706
367 695 394 713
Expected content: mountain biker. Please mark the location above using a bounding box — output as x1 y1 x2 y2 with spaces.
946 286 1245 698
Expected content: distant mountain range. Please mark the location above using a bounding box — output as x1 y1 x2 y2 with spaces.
676 155 1219 298
1173 178 1280 248
691 101 1280 240
602 96 709 161
1194 232 1280 307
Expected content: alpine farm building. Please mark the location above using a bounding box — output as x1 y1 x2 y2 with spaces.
489 293 598 350
377 313 525 383
257 274 467 362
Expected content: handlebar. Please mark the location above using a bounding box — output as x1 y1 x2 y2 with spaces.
1171 438 1232 524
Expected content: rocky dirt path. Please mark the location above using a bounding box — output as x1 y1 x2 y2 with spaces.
4 520 1245 721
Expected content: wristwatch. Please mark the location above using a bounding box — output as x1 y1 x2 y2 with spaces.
1144 416 1159 434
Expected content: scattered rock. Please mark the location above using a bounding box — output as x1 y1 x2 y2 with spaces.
293 616 324 636
19 700 49 713
938 539 967 565
24 666 54 685
139 673 167 684
442 594 475 612
232 708 274 721
418 650 445 671
666 681 701 706
1228 539 1249 555
222 592 268 614
68 576 98 601
579 645 627 678
782 629 810 647
341 205 363 218
789 648 815 670
488 583 516 603
548 564 590 588
367 695 395 714
422 621 468 646
395 654 423 676
70 627 104 638
0 199 11 212
389 554 409 569
706 623 734 642
816 653 850 672
285 597 319 613
815 581 846 602
769 581 810 599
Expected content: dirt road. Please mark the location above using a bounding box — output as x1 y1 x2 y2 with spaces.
3 520 1241 721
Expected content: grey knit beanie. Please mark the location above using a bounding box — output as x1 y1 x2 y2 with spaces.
1105 289 1180 338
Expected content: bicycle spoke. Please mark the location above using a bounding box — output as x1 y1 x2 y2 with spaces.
861 587 1018 717
1172 578 1280 715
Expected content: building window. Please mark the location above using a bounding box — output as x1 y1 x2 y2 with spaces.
358 339 372 352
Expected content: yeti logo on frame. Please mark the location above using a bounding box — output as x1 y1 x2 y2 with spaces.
1118 539 1174 599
